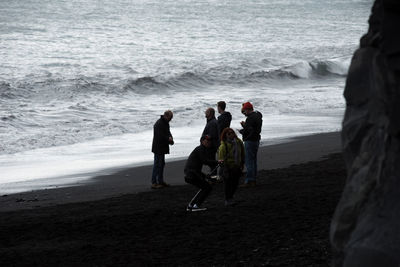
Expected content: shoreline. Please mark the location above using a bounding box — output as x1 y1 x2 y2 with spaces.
0 149 346 266
0 131 341 212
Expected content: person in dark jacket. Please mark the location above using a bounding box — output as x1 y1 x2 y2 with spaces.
184 135 220 211
202 107 220 153
216 101 232 178
217 101 232 136
239 102 262 187
201 107 220 175
151 110 174 189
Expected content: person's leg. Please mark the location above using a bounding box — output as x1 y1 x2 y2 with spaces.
223 168 233 200
231 167 241 196
195 180 212 206
244 141 257 183
157 154 166 184
185 172 212 207
254 141 259 180
151 154 160 184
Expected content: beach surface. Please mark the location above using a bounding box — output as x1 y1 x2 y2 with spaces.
0 132 341 212
0 132 346 266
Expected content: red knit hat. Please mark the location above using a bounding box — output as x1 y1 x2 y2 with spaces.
242 102 253 111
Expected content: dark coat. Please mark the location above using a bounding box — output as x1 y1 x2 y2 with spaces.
239 111 263 141
217 111 232 135
151 116 173 155
201 117 220 149
184 144 218 174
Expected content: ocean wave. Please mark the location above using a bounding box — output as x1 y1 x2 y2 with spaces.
166 71 213 88
68 103 89 111
0 81 14 99
122 72 213 94
309 59 349 76
123 58 350 93
247 58 349 80
1 115 16 121
123 76 164 93
1 57 349 98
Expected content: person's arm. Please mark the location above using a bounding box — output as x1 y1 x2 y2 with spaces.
202 123 209 137
241 117 256 139
167 124 174 145
199 147 218 169
239 120 246 135
212 122 220 143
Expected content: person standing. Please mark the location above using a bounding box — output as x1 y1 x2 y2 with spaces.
218 128 245 206
151 110 174 189
202 107 220 155
201 107 220 177
217 101 232 136
184 135 220 211
216 101 232 178
239 102 262 187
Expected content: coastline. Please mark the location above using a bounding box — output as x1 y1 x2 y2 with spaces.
0 131 341 212
0 142 346 266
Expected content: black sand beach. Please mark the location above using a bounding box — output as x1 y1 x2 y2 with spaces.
0 132 345 266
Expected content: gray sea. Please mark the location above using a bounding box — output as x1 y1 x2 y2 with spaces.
0 0 372 192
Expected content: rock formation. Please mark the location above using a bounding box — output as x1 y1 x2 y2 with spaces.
330 0 400 266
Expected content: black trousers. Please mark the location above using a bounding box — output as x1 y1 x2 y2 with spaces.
222 166 241 200
184 170 212 207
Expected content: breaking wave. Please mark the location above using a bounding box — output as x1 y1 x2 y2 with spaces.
248 58 349 80
1 57 350 98
121 58 350 94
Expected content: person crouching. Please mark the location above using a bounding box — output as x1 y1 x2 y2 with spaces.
184 135 220 212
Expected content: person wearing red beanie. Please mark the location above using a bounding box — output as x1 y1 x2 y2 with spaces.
239 102 262 187
241 101 253 112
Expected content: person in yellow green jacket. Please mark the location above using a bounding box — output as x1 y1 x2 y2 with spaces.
218 127 245 206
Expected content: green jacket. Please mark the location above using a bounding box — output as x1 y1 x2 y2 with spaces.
218 138 245 168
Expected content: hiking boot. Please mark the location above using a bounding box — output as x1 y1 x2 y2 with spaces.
186 204 207 212
239 181 256 188
225 199 237 207
151 183 163 189
210 175 222 181
160 182 170 187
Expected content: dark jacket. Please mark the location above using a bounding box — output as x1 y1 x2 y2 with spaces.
217 111 232 135
151 116 173 154
239 111 263 141
184 144 218 174
201 117 220 149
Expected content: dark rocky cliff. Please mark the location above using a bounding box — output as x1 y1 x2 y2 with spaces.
330 0 400 266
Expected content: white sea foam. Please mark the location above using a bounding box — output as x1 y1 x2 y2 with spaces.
0 114 341 194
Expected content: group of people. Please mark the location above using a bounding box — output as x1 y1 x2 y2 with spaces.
151 101 263 212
